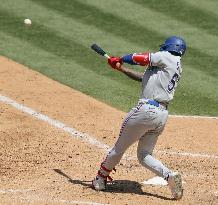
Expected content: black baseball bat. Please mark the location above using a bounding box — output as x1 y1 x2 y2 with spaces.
91 44 110 59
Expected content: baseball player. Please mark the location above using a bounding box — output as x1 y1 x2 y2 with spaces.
92 36 186 200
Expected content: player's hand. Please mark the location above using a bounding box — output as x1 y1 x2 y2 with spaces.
108 57 123 70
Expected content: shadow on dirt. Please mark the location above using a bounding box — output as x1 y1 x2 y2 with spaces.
53 169 173 201
53 168 91 188
106 180 173 200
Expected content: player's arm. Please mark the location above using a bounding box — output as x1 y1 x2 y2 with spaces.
121 52 151 66
119 64 143 82
108 57 143 82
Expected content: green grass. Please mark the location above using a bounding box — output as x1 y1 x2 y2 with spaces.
0 0 217 116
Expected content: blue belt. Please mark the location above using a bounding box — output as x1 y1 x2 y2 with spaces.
147 100 160 107
147 100 167 109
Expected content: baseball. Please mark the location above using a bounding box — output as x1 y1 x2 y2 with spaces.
24 19 32 26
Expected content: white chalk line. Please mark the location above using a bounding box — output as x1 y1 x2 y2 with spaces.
125 149 218 160
0 191 109 205
0 95 109 151
19 195 110 205
0 189 32 194
0 94 217 160
155 150 218 159
169 114 218 120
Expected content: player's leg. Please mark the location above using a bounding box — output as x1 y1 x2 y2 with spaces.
137 111 183 199
137 128 172 179
92 103 148 190
103 115 147 170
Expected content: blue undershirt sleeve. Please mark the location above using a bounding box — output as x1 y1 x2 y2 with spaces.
122 54 137 65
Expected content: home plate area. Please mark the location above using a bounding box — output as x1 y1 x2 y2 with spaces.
142 176 186 186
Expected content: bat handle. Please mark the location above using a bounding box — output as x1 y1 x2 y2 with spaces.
104 54 110 59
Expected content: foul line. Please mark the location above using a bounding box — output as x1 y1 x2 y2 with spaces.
0 94 217 160
0 190 109 205
0 95 109 151
155 150 218 159
169 114 218 119
0 189 32 194
19 195 110 205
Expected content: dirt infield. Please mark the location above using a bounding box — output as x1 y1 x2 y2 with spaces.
0 56 217 205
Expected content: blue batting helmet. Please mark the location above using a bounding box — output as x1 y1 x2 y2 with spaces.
159 36 186 56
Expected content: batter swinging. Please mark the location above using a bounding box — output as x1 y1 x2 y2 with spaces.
92 36 187 200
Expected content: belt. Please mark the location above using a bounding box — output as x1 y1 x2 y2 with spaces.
140 99 168 110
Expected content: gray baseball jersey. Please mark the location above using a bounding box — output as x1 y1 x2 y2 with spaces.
141 51 182 103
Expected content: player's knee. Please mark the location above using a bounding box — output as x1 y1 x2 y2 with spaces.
109 147 125 158
137 150 151 165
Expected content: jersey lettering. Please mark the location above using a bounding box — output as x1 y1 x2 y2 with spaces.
167 72 180 93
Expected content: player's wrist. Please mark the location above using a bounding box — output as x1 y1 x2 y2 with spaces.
115 62 124 71
118 64 124 72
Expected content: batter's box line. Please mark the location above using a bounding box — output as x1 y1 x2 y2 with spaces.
0 94 217 160
0 189 32 194
18 194 110 205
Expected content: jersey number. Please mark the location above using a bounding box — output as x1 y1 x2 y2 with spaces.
167 73 180 93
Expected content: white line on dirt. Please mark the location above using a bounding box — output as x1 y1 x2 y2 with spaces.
0 95 109 151
0 189 32 194
9 194 110 205
0 188 108 205
169 114 218 119
0 94 217 160
19 195 110 205
155 150 218 159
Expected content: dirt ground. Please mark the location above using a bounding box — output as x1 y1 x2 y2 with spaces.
0 56 217 205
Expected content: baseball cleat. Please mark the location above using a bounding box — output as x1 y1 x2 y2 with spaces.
167 172 183 200
92 176 106 191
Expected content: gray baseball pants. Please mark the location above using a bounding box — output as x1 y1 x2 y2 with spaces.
103 100 171 179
